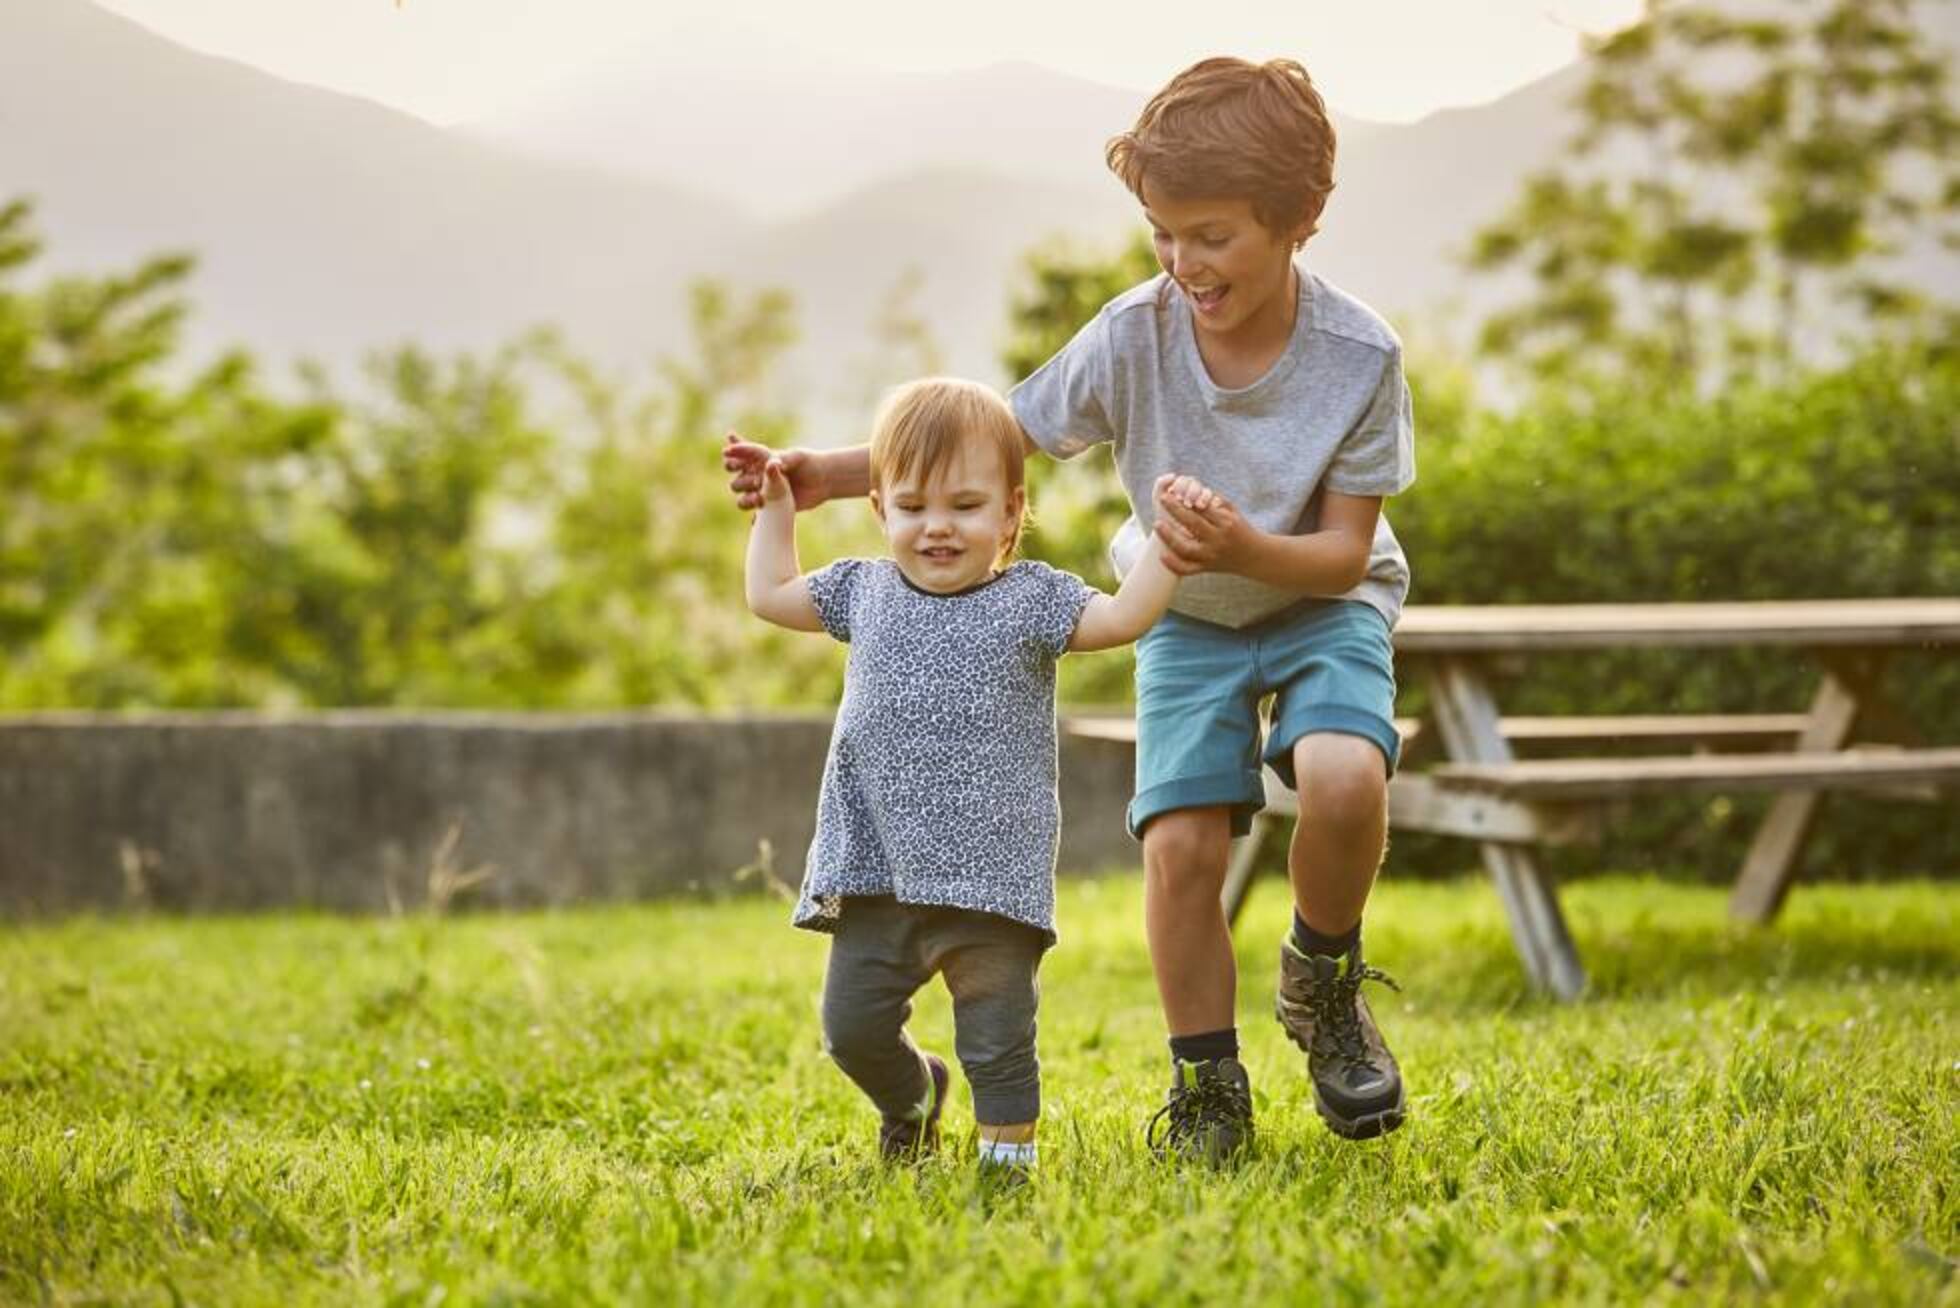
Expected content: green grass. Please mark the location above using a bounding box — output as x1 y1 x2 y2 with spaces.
2 874 1955 1307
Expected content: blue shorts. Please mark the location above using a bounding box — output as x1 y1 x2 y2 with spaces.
1128 599 1400 839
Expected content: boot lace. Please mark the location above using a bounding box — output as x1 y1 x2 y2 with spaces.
1311 962 1401 1069
1145 1070 1250 1153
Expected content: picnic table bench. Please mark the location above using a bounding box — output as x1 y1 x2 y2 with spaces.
1068 597 1960 1000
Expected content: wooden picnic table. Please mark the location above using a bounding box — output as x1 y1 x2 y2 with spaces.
1069 597 1960 1001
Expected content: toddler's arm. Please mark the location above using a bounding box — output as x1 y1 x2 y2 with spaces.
1068 475 1197 652
744 460 824 632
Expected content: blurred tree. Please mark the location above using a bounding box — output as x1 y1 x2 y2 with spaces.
0 199 850 709
0 199 337 706
542 281 868 708
845 265 946 418
1468 0 1960 387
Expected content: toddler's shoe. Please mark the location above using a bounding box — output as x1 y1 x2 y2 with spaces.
1275 939 1405 1139
878 1052 950 1161
1145 1056 1254 1166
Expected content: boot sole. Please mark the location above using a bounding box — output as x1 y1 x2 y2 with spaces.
1312 1086 1405 1140
1276 999 1406 1140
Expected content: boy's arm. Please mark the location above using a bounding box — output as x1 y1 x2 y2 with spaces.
1155 486 1380 594
744 461 824 632
1067 477 1187 653
723 430 1043 511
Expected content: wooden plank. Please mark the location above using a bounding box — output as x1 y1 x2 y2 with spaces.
1427 659 1587 1000
1497 714 1808 747
1385 774 1595 845
1395 598 1960 654
1730 666 1868 925
1069 713 1810 750
1063 715 1143 743
1430 746 1960 801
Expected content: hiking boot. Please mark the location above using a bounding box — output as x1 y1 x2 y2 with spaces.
1275 939 1406 1140
1145 1057 1254 1165
878 1053 951 1161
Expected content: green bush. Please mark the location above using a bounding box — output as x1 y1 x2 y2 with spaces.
1389 340 1960 878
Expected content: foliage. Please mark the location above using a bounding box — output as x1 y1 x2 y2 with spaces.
2 876 1955 1305
1468 0 1960 388
0 200 866 711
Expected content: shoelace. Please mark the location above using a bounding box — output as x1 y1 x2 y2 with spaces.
1144 1073 1250 1151
1312 962 1401 1068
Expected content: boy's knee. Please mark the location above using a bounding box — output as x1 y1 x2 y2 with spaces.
1291 736 1388 826
1142 807 1233 887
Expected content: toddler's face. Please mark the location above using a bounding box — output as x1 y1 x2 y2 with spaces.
872 437 1023 595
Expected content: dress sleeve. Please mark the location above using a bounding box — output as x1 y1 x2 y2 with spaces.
1007 309 1117 460
1325 346 1416 497
1025 563 1099 658
804 558 867 643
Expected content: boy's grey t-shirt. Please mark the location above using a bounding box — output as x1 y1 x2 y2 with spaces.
794 557 1096 944
1009 268 1416 629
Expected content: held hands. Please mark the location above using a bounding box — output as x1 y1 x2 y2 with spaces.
760 458 793 507
1152 473 1247 576
723 432 827 511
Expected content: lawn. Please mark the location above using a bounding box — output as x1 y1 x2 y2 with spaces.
2 873 1955 1307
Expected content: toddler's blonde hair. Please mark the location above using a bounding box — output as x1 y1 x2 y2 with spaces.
869 378 1028 568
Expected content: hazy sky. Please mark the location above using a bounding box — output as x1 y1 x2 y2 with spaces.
91 0 1646 125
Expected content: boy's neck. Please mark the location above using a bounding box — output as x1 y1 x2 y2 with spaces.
1193 264 1301 388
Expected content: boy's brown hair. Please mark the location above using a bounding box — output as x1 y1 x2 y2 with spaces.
869 377 1028 567
1106 57 1336 242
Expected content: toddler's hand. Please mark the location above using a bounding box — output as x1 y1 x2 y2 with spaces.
1152 473 1245 575
1157 473 1220 515
761 458 793 506
725 432 827 511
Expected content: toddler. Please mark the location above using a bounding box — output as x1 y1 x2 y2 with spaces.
744 376 1204 1172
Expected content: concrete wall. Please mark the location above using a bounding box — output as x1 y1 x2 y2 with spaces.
0 712 1139 916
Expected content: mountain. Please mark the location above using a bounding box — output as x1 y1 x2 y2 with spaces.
11 0 1955 437
464 21 1389 224
0 0 747 372
1310 61 1589 345
744 167 1139 415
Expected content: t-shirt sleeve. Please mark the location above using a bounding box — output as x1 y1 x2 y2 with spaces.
1025 563 1099 658
1325 347 1416 497
1007 310 1117 460
804 558 867 643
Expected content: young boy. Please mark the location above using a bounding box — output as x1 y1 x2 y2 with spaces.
725 56 1415 1162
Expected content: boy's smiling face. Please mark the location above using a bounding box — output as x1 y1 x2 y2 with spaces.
871 437 1024 595
1143 185 1306 353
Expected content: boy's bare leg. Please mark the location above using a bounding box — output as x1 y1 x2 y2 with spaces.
1141 806 1238 1033
1287 733 1388 932
1277 731 1405 1140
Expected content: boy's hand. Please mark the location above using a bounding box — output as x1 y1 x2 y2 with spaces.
1154 474 1247 575
724 433 828 511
